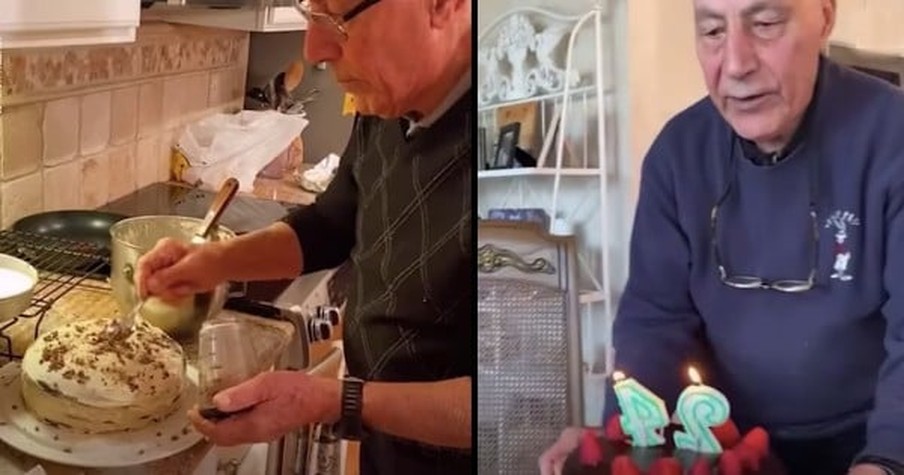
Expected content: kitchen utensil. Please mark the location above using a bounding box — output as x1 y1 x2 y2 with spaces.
199 406 255 422
12 210 126 275
109 216 236 339
193 177 240 244
197 318 259 412
13 210 127 251
119 298 146 332
0 253 38 323
197 313 296 419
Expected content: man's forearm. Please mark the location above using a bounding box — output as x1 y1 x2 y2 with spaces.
211 222 303 282
361 377 471 449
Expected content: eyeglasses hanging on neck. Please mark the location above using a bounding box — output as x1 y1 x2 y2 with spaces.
710 137 820 293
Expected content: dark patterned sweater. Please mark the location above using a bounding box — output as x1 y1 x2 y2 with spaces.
283 89 473 474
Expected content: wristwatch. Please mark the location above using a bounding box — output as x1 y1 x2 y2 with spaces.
337 376 365 441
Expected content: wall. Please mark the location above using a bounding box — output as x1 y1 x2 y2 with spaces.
245 31 354 164
0 22 249 227
625 0 705 203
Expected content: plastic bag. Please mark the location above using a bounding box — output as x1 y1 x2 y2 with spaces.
294 153 340 194
177 110 309 192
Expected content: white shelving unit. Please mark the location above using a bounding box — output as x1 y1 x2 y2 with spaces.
477 1 620 425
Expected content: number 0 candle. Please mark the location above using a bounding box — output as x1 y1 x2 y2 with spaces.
673 366 731 454
611 371 669 447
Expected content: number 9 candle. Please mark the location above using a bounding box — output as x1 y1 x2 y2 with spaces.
611 370 669 447
673 366 731 454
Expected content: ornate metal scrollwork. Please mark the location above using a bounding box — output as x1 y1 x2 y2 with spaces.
478 12 581 105
478 244 556 274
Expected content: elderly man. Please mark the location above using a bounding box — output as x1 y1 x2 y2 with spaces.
135 1 472 474
541 0 904 474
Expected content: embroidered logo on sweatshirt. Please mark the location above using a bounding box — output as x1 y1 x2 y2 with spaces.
825 210 860 282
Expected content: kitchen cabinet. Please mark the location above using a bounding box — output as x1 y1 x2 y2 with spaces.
143 3 309 33
0 0 140 49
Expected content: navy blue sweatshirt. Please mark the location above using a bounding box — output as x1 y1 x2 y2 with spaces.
604 57 904 463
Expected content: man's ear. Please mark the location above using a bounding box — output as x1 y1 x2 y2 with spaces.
820 0 836 41
429 0 467 28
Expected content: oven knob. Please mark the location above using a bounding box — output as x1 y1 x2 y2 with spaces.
317 306 341 326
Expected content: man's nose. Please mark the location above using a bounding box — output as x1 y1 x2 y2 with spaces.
303 27 342 65
722 28 758 79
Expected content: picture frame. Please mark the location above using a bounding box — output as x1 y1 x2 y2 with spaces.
496 101 539 155
478 127 488 170
491 122 521 169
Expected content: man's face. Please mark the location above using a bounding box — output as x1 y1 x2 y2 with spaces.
693 0 834 150
303 0 454 118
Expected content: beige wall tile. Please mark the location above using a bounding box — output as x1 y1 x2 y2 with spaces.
1 172 43 228
208 68 242 107
42 97 80 167
232 65 247 103
108 144 137 201
3 24 247 102
158 129 179 182
80 151 111 208
80 91 111 156
162 76 191 130
111 86 139 146
136 136 161 189
138 80 163 139
43 160 82 212
1 103 44 180
187 72 211 115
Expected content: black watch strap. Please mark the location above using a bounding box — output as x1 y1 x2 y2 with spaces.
338 376 365 441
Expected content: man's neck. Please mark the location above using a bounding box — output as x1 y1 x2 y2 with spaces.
753 135 792 155
409 38 470 120
741 102 813 165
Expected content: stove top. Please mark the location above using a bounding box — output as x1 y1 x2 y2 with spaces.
100 182 300 234
99 182 305 302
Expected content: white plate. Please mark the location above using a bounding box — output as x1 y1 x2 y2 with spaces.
0 362 204 468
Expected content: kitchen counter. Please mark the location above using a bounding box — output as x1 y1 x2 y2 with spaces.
250 176 318 207
100 180 305 235
0 177 362 474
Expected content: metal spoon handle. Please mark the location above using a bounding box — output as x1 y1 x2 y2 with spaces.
196 177 239 241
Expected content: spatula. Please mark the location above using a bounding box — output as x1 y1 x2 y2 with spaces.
192 177 240 244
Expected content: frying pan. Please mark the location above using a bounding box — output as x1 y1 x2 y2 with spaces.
11 210 128 275
13 210 127 251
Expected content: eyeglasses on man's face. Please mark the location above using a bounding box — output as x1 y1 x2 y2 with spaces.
294 0 382 40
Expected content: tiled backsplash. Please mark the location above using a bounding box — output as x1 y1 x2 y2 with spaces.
0 21 249 227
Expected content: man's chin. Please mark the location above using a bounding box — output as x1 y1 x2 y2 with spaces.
348 94 403 119
726 116 783 148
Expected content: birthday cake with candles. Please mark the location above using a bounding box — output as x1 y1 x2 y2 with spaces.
561 418 785 475
562 368 786 475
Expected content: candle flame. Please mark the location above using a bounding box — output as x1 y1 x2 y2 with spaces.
612 371 625 382
688 366 702 384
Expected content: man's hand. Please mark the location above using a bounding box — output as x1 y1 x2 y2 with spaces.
849 464 892 475
539 427 583 475
135 238 227 301
188 371 340 446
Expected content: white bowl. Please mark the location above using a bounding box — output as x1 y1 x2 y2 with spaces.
0 253 38 323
